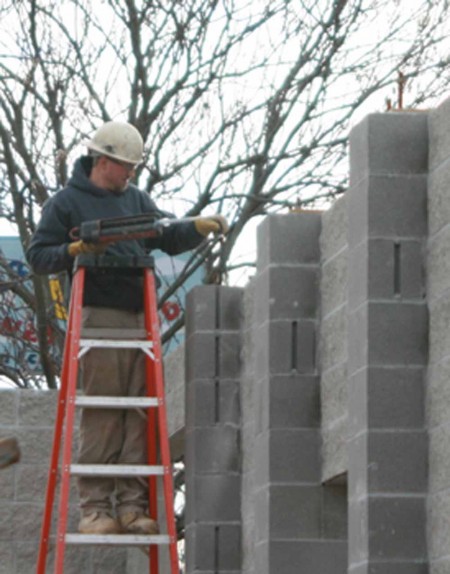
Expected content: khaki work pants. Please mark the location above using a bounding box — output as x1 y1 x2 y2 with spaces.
78 306 149 517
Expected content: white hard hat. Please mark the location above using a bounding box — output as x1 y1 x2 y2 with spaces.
84 121 144 165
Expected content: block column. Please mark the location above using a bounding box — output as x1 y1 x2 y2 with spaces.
251 214 347 574
347 113 429 574
185 285 243 574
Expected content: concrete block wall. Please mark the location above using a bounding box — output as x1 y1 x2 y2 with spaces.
347 113 429 574
185 285 243 574
427 97 450 573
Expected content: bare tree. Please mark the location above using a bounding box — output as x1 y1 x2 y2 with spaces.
0 0 449 388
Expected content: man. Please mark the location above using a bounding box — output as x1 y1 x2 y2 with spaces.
26 121 228 535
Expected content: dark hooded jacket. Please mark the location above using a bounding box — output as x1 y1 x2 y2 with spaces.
26 156 204 311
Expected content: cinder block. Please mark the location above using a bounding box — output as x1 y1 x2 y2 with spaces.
255 266 319 322
362 564 427 574
186 523 241 571
320 195 348 261
348 367 425 437
367 431 427 493
186 286 218 334
217 286 244 331
257 213 321 272
348 174 427 248
185 426 240 476
428 490 450 560
348 497 368 566
15 464 51 502
186 380 240 428
321 250 348 319
428 158 450 235
266 374 320 430
12 502 43 540
218 333 241 379
428 225 450 302
427 358 450 429
321 420 348 483
186 475 241 522
429 293 450 365
254 486 270 543
368 496 427 560
255 429 320 485
269 484 322 539
347 304 368 375
429 96 450 170
347 433 368 500
349 112 428 186
18 390 57 426
349 239 425 306
429 423 450 494
321 362 348 429
320 306 348 373
367 302 428 366
0 390 19 426
262 540 347 574
14 427 54 465
0 541 14 574
185 333 217 381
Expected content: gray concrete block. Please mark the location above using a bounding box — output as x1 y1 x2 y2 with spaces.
320 195 348 262
348 174 427 248
349 239 424 307
90 547 128 574
185 426 240 476
428 490 450 560
367 431 427 493
186 286 218 334
321 420 348 483
0 390 19 426
256 540 347 574
217 286 244 331
186 379 240 428
266 374 320 430
0 541 14 574
321 362 348 430
186 475 241 522
185 333 217 380
257 213 321 272
320 306 347 373
18 390 57 426
218 333 241 379
367 302 428 366
14 427 54 465
347 433 368 499
349 563 427 574
321 250 348 319
269 484 322 539
427 358 450 429
429 423 450 494
349 112 428 186
348 367 425 437
429 96 450 170
255 429 320 485
368 496 427 560
427 294 450 366
348 305 368 375
428 158 450 236
185 523 241 571
428 225 450 302
348 497 368 566
255 265 319 322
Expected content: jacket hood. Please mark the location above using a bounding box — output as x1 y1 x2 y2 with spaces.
67 156 111 197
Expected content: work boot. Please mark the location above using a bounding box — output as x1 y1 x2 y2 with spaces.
78 511 121 534
119 512 159 535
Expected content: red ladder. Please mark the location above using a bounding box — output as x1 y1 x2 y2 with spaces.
36 254 179 573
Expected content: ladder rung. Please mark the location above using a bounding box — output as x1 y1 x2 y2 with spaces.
79 339 153 350
81 327 149 339
75 396 159 409
70 464 165 477
65 533 171 545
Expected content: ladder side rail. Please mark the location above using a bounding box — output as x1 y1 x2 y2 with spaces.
54 266 86 574
144 268 179 574
144 269 160 574
36 275 81 574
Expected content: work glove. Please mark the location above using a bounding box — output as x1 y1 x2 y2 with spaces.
67 240 108 258
194 214 229 237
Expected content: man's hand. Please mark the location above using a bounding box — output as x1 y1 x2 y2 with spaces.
194 214 229 237
68 240 108 258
